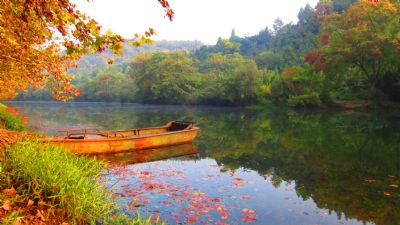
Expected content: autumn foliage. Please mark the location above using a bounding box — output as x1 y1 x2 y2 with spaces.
0 0 173 101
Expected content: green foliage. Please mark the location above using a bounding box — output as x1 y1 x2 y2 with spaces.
77 67 136 102
283 66 326 107
3 141 113 223
266 70 288 103
288 92 321 107
332 0 356 13
196 53 263 106
312 0 400 102
130 51 198 104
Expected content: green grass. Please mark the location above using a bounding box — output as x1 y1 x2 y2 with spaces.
2 141 113 223
0 104 25 131
1 140 163 224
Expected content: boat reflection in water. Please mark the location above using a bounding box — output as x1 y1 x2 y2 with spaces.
91 143 198 164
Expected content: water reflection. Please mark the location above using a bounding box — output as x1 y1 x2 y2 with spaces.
7 101 400 225
92 143 198 164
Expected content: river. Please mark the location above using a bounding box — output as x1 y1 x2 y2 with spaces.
7 101 400 225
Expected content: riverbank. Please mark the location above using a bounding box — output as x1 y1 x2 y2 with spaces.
0 103 161 224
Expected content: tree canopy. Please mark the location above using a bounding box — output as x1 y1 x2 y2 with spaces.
0 0 173 101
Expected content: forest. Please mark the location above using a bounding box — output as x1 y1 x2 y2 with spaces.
16 0 400 108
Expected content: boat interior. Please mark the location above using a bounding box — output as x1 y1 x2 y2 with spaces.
54 121 195 140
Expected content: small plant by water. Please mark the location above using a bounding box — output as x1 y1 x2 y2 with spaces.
0 104 25 131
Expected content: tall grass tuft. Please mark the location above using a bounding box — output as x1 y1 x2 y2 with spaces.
0 104 25 131
3 141 115 223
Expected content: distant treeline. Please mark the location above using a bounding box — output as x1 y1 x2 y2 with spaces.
17 0 400 107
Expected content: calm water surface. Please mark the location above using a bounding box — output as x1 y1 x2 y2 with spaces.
7 101 400 225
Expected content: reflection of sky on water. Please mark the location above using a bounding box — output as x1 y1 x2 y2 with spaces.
103 158 367 225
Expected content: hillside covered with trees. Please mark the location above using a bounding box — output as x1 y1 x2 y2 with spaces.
17 0 400 108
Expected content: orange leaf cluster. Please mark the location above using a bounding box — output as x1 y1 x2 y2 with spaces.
159 0 174 21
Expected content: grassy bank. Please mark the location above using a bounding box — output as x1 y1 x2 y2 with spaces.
0 103 25 131
1 141 113 223
0 103 161 224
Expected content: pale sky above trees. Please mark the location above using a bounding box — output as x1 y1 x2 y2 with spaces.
73 0 319 44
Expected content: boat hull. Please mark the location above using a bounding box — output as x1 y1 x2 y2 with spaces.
46 127 199 155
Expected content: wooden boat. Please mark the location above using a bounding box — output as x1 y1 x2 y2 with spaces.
44 121 199 155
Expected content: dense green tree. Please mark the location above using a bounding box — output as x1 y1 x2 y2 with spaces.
196 53 263 106
129 51 198 104
308 0 400 102
77 68 135 102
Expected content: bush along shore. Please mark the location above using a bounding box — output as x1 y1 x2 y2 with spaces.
0 103 162 224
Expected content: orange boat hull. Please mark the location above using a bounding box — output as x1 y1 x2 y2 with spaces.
44 122 199 155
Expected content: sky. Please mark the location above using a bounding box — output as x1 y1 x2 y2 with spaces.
73 0 320 45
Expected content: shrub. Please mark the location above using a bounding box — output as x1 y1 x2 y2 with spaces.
288 92 322 107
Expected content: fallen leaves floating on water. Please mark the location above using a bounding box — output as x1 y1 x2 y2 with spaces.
107 163 234 224
241 208 256 222
186 215 199 223
162 201 172 206
240 196 253 201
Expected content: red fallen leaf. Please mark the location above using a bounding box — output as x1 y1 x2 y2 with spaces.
187 215 198 223
241 195 253 200
144 183 155 190
233 177 244 181
2 187 17 196
365 179 377 183
163 201 172 206
141 171 152 176
111 192 123 198
36 210 46 222
182 208 191 213
152 217 160 223
26 199 34 209
152 210 161 214
171 212 180 217
2 199 11 211
137 196 149 205
128 198 140 210
216 222 230 225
